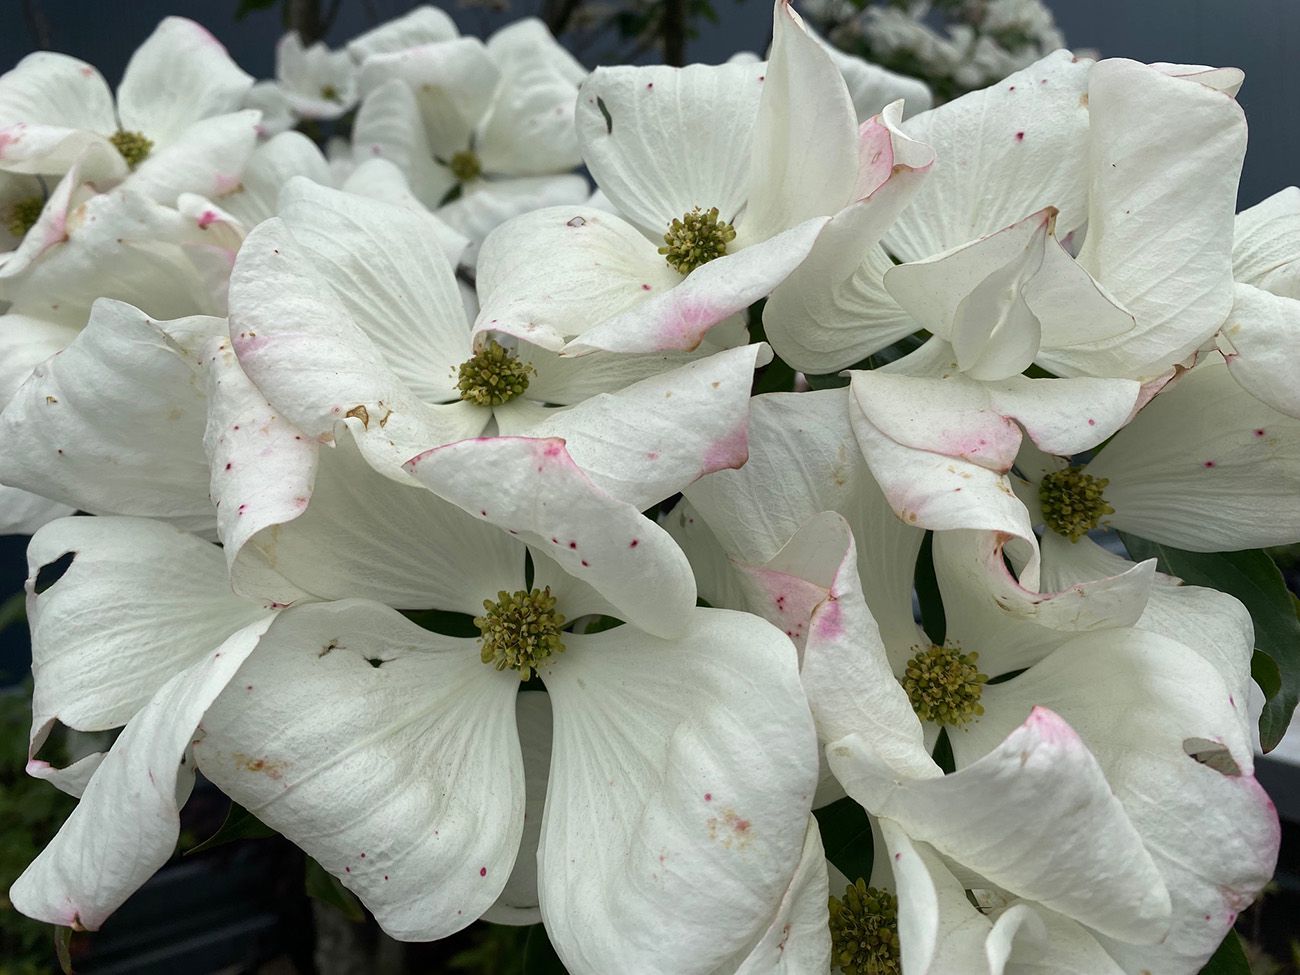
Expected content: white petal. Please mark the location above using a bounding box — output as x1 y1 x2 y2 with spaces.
357 39 498 159
564 216 828 355
475 22 584 177
125 110 261 206
0 302 218 531
737 1 858 246
194 600 526 941
523 345 764 510
405 436 695 637
0 187 216 328
481 690 551 926
879 821 992 975
1057 58 1247 378
230 420 522 613
829 707 1172 945
117 18 254 143
345 6 459 62
934 529 1153 679
219 129 332 229
0 312 77 407
1087 360 1300 549
1234 186 1300 297
0 52 115 135
351 79 454 208
885 210 1049 380
576 60 765 236
761 103 934 373
1219 282 1300 418
11 616 272 930
0 53 119 178
887 50 1092 261
438 174 590 267
759 512 931 773
726 819 831 975
475 205 677 343
341 158 470 267
537 608 818 974
962 630 1277 974
276 178 470 401
25 516 269 738
662 498 751 612
228 212 485 467
686 388 923 652
0 485 73 536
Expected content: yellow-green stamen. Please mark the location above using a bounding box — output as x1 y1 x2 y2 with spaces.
109 129 153 169
829 879 901 975
457 339 534 407
659 206 736 275
1039 465 1114 542
476 587 566 680
902 643 987 727
320 84 341 102
448 149 481 183
6 195 44 239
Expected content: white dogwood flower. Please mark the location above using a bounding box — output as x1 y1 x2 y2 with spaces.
0 17 260 205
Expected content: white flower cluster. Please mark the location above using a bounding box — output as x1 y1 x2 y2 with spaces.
0 4 1295 973
814 0 1067 98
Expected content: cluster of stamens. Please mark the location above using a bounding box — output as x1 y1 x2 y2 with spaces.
456 339 534 406
829 879 901 975
7 195 43 239
659 206 736 274
1038 465 1114 542
902 643 987 727
448 149 482 183
109 129 153 169
475 587 566 680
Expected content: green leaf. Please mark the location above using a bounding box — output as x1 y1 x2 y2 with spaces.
305 858 365 923
1252 648 1282 701
522 922 569 974
1120 536 1300 752
1197 929 1250 974
185 801 276 855
814 796 874 884
53 926 73 974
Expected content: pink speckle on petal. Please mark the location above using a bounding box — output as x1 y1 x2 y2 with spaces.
198 210 218 229
1015 131 1025 142
704 793 712 802
1087 417 1096 426
580 559 589 567
641 283 652 291
814 598 843 640
1204 460 1216 468
479 867 487 877
568 541 577 549
629 539 639 548
1255 428 1266 437
702 426 748 473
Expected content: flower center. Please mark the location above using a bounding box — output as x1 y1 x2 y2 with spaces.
109 129 153 169
449 149 481 183
456 339 534 407
320 84 341 102
659 206 736 275
476 587 566 681
1038 465 1114 542
829 879 901 975
902 643 987 727
6 195 43 239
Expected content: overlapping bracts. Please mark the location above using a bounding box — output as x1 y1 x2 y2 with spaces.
0 4 1292 973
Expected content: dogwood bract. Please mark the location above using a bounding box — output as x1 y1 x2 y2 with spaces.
0 3 1289 973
